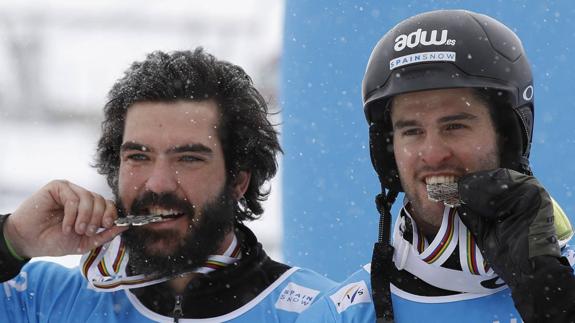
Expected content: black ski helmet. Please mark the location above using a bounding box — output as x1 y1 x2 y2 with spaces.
363 9 534 192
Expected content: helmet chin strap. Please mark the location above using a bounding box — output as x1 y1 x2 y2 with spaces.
371 186 398 323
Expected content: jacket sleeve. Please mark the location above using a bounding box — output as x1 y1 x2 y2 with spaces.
457 169 575 322
0 214 30 282
512 255 575 322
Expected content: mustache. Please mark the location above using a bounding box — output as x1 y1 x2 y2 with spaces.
129 191 195 216
415 165 469 178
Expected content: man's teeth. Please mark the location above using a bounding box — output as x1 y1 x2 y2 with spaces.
148 207 181 217
425 175 457 185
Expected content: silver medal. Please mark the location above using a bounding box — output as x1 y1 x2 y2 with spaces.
114 214 166 227
426 182 462 207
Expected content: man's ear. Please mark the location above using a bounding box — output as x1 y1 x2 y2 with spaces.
232 171 251 199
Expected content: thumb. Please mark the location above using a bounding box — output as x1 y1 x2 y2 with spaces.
457 168 518 239
458 169 510 217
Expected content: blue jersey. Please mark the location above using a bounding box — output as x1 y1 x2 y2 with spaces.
1 261 336 322
297 202 575 323
297 204 575 323
299 244 575 323
297 264 523 323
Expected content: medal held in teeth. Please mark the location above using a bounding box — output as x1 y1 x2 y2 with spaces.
114 214 167 227
426 176 462 207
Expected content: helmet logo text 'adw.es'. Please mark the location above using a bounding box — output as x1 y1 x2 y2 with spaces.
394 29 455 52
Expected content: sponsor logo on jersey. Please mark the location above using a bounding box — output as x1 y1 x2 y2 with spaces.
389 51 456 70
394 29 455 52
275 282 320 313
330 281 371 313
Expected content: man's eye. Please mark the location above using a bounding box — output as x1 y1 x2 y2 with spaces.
180 155 202 163
400 128 423 136
445 123 467 131
126 153 148 161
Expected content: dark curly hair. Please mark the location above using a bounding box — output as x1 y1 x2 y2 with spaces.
94 48 281 221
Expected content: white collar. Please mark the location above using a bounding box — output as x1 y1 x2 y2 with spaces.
80 234 241 292
392 202 506 294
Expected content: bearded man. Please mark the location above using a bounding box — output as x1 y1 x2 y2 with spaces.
0 48 335 322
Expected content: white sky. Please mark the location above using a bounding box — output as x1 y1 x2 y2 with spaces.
0 0 285 266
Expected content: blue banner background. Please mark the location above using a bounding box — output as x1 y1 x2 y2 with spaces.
281 0 575 280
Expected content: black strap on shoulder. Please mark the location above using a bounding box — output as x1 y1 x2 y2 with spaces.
371 190 398 323
0 214 30 282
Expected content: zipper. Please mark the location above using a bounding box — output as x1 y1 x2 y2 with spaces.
172 294 183 323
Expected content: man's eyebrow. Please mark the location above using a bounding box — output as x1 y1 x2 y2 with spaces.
120 142 213 155
393 112 478 130
167 144 213 155
393 119 420 130
120 142 150 152
437 112 478 123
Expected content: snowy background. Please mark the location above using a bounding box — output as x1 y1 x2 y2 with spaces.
0 0 285 267
281 1 575 279
2 0 575 280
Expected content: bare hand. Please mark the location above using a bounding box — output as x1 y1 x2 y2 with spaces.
4 180 128 258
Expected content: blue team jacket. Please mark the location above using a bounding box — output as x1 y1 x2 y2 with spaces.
1 261 336 322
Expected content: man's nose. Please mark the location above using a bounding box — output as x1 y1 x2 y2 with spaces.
419 133 453 166
144 157 178 193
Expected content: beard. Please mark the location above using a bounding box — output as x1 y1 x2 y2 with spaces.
117 186 236 277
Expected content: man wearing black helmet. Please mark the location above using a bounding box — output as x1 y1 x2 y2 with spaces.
297 9 575 323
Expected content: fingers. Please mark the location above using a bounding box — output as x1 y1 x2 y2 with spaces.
102 199 117 229
70 183 96 235
459 168 516 218
460 168 548 220
55 181 83 234
85 193 107 236
53 181 118 236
